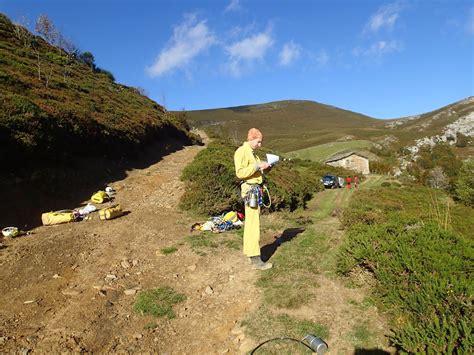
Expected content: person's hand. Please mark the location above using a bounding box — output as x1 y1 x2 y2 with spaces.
258 162 271 170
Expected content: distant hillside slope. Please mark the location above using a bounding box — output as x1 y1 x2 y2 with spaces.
184 98 473 154
183 100 380 152
0 13 199 172
383 97 474 157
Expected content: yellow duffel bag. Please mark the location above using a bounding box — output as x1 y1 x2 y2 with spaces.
99 204 123 220
91 191 109 204
41 210 75 226
223 211 239 223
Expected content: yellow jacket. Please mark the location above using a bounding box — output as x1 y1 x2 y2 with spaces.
234 141 263 185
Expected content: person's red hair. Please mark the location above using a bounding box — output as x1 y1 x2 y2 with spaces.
247 128 263 141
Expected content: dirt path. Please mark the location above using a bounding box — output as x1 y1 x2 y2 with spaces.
1 132 391 354
0 138 260 353
299 177 393 354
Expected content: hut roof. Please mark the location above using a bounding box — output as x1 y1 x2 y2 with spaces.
324 149 378 163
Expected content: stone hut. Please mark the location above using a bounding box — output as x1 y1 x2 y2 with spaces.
324 150 377 175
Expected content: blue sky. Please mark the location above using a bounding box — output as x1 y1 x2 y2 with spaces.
1 0 473 118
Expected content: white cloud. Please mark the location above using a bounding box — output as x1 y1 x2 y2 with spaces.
147 14 215 77
353 40 402 57
364 2 404 33
226 32 273 60
225 30 274 76
279 41 301 66
225 0 241 13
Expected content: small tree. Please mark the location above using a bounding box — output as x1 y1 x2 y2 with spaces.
79 51 96 71
35 14 58 45
427 167 449 189
13 16 32 49
96 67 115 82
57 36 79 83
58 34 79 57
455 132 468 148
31 40 42 81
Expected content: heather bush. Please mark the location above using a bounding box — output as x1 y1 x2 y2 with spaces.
370 159 393 175
338 186 474 353
454 159 474 207
409 143 462 189
179 140 326 215
180 140 240 215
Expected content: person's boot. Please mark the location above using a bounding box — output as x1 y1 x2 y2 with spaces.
250 256 272 270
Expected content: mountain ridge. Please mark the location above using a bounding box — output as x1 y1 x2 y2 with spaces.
183 97 474 154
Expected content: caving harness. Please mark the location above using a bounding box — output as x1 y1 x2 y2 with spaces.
243 183 271 209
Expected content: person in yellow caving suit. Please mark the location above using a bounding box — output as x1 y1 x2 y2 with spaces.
234 128 272 270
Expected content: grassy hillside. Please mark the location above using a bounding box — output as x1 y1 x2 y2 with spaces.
287 139 374 162
183 98 473 154
0 13 200 228
383 97 474 146
183 100 381 152
0 13 199 172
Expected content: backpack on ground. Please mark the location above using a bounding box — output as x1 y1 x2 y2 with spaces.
91 191 109 204
41 210 75 225
99 204 123 220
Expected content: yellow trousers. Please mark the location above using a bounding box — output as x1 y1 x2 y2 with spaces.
242 183 261 257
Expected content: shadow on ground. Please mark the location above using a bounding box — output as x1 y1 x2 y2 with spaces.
260 227 305 262
0 133 199 229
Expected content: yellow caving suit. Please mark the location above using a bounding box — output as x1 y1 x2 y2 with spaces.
234 141 263 257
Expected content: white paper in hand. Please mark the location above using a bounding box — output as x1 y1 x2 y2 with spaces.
266 153 280 166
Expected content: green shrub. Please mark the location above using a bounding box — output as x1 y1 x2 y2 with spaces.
337 186 474 353
180 140 241 215
95 67 116 82
454 159 474 207
410 143 462 189
179 140 324 215
370 159 393 175
455 132 469 148
392 316 472 354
